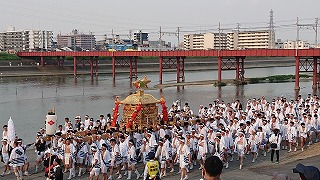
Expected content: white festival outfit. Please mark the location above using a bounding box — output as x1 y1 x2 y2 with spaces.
1 143 10 165
9 146 25 167
100 149 111 174
177 143 190 169
287 126 297 143
76 142 88 164
235 135 247 156
90 151 101 176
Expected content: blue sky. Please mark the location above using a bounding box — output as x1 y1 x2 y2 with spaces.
0 0 319 44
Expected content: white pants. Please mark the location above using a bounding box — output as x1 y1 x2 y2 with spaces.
90 168 100 176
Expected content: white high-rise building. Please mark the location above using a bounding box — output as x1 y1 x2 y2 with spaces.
183 33 227 50
227 30 274 49
29 30 54 51
283 40 310 49
0 27 53 52
184 30 273 50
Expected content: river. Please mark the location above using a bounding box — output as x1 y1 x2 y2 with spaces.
0 65 317 143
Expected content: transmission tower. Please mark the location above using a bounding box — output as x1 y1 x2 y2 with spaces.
268 9 275 49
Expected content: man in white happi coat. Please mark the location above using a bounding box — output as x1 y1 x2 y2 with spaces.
110 138 122 179
174 137 191 180
163 135 174 173
127 140 140 180
89 146 101 180
287 121 297 152
197 134 207 170
75 137 88 177
9 141 25 180
1 139 11 176
156 139 167 178
62 138 76 179
234 131 247 170
100 143 111 180
119 135 129 176
2 125 8 140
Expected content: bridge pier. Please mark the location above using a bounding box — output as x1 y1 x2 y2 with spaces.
235 57 245 81
176 56 185 83
112 56 137 81
218 56 245 83
159 56 185 84
294 56 300 91
159 57 163 84
95 57 98 76
218 57 222 82
73 56 77 77
129 56 133 81
240 57 245 81
90 56 94 77
129 56 137 80
112 56 115 81
313 57 318 90
236 57 240 80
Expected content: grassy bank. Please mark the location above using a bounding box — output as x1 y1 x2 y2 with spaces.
248 74 311 84
0 52 21 60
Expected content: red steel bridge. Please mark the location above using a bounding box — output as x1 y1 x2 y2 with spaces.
17 49 320 91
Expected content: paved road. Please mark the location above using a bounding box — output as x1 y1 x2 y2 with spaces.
1 143 319 180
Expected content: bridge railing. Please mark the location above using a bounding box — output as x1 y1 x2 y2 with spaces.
16 49 320 57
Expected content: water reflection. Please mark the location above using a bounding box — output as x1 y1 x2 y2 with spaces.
235 85 244 98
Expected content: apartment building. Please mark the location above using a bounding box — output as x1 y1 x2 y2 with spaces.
283 40 310 49
57 29 96 50
184 30 274 50
0 26 53 52
133 31 149 45
227 30 274 49
28 30 54 51
183 33 227 50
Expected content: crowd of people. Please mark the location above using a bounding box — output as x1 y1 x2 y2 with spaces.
1 93 320 180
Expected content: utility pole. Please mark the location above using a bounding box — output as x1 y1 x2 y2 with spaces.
73 35 76 52
315 18 319 47
218 22 221 50
296 17 299 54
129 30 132 44
177 27 181 48
139 30 143 45
112 29 115 44
90 31 93 50
159 26 162 50
296 17 318 49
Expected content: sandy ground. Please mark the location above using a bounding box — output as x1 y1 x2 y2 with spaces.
1 142 319 180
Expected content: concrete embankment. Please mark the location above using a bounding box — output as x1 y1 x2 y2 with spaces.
0 57 295 77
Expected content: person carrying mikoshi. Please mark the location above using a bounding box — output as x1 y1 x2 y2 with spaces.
143 152 160 180
1 139 11 177
127 140 141 180
62 138 76 179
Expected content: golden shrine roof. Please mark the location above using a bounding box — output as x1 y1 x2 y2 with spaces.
120 90 160 105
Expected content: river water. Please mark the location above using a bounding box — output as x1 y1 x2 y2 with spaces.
0 66 317 143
